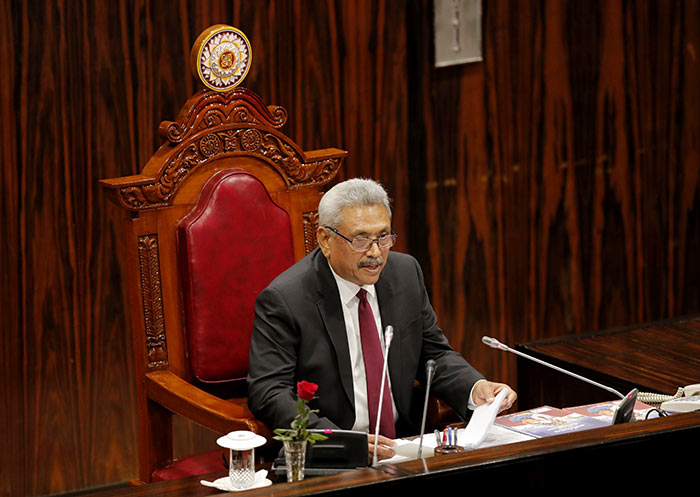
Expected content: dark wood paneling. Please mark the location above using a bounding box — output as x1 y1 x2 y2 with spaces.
412 0 700 393
0 1 697 495
0 1 22 495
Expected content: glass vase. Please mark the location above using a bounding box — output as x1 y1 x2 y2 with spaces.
283 439 307 482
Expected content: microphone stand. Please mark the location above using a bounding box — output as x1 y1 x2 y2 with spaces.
373 325 394 466
417 359 436 459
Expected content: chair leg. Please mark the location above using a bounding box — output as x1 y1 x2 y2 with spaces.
138 398 174 483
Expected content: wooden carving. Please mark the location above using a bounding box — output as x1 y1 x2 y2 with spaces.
137 235 168 368
302 210 320 254
105 88 345 211
159 89 287 143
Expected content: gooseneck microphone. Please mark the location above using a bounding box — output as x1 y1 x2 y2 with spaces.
417 359 436 459
372 325 394 466
482 336 639 424
481 336 625 399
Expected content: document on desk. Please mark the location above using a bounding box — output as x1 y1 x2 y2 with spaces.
460 387 508 448
384 389 534 463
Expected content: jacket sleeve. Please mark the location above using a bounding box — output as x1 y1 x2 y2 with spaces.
247 286 339 431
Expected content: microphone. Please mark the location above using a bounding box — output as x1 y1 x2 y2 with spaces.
373 325 394 466
482 336 638 424
384 325 394 348
417 359 436 459
482 336 624 398
481 336 502 350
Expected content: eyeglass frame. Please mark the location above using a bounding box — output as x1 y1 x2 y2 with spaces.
324 226 398 252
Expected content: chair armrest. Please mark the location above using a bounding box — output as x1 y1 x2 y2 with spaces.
145 370 270 437
427 397 461 427
410 381 461 429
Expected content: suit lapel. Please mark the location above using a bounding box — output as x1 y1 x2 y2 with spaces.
312 250 356 411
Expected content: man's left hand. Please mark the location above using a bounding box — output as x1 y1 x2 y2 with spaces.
472 381 517 412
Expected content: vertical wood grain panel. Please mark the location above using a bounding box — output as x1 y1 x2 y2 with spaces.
414 0 700 395
678 0 700 313
0 2 23 496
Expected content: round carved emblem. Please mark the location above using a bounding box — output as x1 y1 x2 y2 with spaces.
191 25 252 92
240 129 262 151
200 134 221 157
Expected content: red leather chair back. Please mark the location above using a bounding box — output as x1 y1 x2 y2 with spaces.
177 169 295 383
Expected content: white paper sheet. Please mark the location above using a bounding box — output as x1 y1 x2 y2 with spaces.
381 389 534 464
460 387 508 448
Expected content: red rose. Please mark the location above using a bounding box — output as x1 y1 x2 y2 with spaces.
297 381 318 401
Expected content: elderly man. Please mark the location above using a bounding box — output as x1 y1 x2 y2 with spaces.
247 178 516 460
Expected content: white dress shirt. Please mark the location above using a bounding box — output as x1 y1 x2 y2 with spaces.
328 263 482 434
328 264 399 433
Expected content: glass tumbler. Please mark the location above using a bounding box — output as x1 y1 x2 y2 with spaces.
229 447 255 489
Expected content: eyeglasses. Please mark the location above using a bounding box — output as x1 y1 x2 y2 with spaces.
325 226 397 252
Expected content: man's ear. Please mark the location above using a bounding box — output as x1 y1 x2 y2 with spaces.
317 227 331 257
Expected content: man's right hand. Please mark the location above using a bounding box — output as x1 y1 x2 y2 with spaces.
368 433 396 461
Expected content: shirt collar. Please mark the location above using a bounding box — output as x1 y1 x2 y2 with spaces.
327 261 377 306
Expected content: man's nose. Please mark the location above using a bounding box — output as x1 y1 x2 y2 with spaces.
365 240 382 257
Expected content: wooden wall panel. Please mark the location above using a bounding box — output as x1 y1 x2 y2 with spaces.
0 1 697 495
0 2 22 496
232 0 410 245
413 0 700 392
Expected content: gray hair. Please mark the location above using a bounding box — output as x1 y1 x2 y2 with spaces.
318 178 392 229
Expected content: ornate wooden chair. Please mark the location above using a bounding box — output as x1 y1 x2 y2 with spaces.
101 25 346 483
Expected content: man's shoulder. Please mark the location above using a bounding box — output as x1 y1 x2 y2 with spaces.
383 251 421 278
264 248 323 294
386 251 419 267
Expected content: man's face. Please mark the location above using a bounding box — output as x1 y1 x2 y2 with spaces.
318 204 392 287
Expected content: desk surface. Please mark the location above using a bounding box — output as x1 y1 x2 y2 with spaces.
86 412 700 495
517 315 700 409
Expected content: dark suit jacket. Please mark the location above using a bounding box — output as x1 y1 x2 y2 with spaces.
247 248 484 435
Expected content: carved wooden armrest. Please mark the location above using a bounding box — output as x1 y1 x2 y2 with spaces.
145 370 270 437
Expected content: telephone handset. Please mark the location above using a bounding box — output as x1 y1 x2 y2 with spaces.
638 384 700 413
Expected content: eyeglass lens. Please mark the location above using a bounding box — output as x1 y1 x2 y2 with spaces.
351 235 395 251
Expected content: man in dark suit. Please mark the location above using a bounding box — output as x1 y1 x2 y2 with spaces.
247 178 516 459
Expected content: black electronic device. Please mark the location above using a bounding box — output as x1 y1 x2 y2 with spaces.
272 430 369 478
612 388 638 424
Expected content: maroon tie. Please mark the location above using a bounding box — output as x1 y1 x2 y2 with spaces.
357 289 396 439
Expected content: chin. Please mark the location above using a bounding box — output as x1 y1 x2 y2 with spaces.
357 268 384 286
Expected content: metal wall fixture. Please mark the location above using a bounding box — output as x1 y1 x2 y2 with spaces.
434 0 483 67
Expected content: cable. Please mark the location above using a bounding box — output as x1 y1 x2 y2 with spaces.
644 408 669 420
637 387 684 406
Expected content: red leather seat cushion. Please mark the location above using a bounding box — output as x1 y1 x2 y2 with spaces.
177 169 295 382
151 449 225 481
